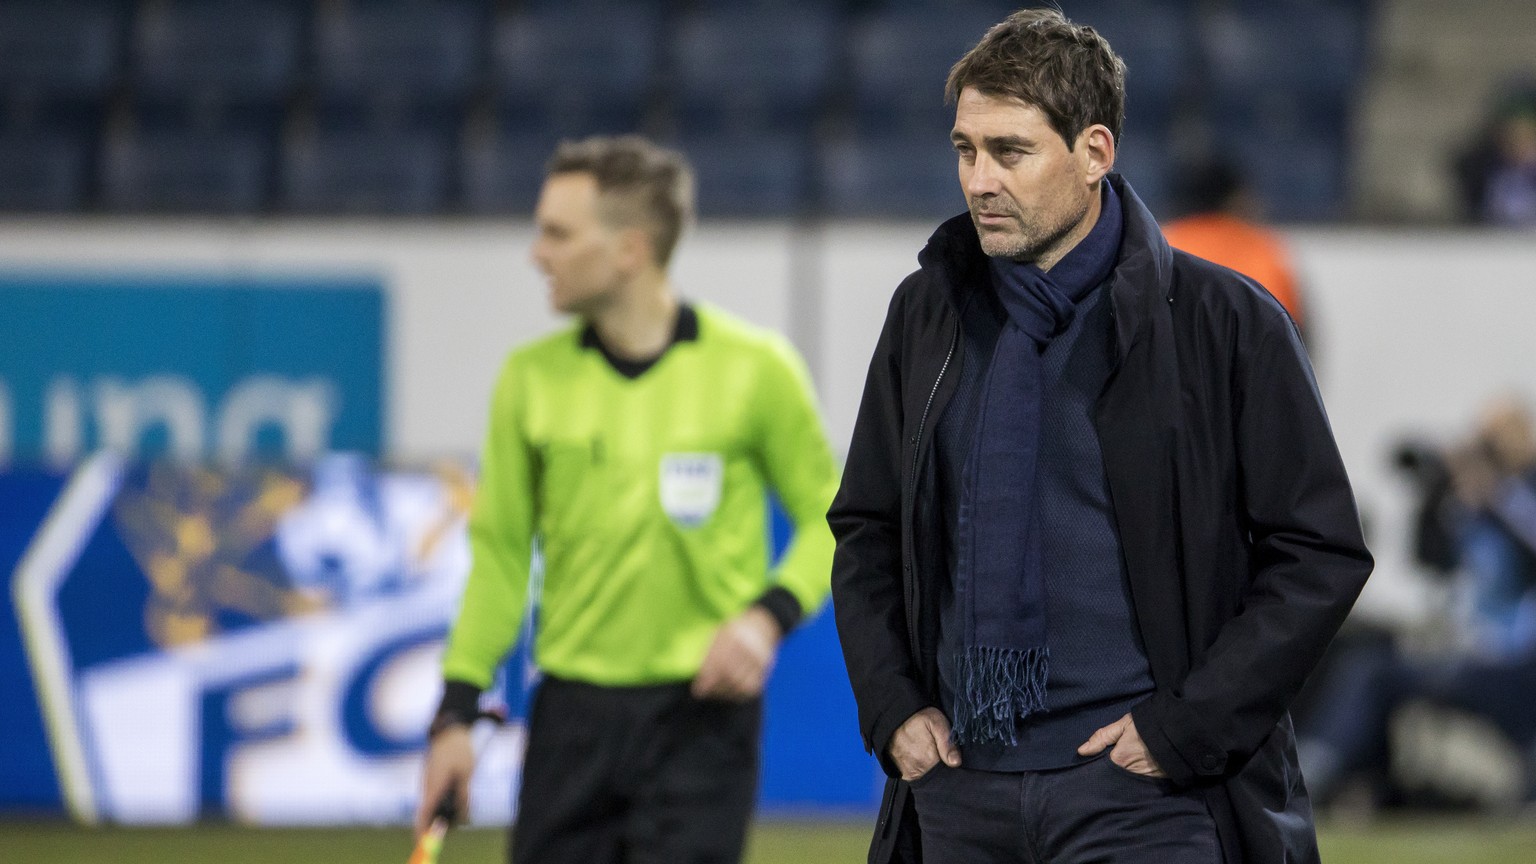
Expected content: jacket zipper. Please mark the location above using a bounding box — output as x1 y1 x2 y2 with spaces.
905 325 958 659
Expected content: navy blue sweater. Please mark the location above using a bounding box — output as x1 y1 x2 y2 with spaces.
934 185 1154 771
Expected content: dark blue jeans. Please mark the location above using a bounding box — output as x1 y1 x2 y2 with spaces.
908 755 1222 863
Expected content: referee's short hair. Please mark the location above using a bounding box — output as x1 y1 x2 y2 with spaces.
946 7 1127 149
546 135 696 267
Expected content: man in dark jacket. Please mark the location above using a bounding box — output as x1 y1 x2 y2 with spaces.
828 9 1373 863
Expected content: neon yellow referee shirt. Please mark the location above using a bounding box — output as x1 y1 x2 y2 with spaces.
442 303 840 688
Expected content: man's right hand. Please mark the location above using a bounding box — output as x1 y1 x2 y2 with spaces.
888 707 961 782
415 723 475 838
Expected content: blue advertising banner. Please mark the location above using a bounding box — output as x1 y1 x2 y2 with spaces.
0 274 383 464
0 458 880 825
0 467 69 811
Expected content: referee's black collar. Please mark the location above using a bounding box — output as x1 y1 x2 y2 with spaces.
581 303 698 379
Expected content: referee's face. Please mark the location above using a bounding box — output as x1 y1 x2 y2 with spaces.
532 172 630 316
952 87 1114 268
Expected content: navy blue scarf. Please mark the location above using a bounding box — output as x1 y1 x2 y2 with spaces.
949 182 1124 745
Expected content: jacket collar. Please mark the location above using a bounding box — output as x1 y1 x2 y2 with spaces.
917 173 1174 361
917 210 990 314
1103 173 1175 361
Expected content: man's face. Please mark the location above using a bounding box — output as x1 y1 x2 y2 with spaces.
530 172 629 316
951 87 1109 263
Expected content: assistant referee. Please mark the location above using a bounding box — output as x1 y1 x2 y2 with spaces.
416 135 839 864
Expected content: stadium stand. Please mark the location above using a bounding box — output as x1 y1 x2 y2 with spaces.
674 129 816 217
129 0 303 133
0 0 1391 221
1199 2 1365 220
298 0 484 213
489 4 662 140
844 3 1009 137
818 131 964 220
459 129 558 216
280 129 452 215
0 0 126 209
101 127 273 213
1110 127 1177 218
0 0 124 131
670 5 839 135
1074 0 1197 138
310 0 482 132
0 130 94 212
1355 0 1536 221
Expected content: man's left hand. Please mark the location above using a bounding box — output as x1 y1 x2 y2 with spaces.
1077 712 1167 778
691 606 782 701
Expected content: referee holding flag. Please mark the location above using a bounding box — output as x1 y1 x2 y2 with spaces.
416 135 839 864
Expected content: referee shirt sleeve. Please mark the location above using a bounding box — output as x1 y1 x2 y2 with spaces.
753 335 840 625
442 355 537 689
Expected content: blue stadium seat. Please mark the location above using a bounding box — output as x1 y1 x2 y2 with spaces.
671 7 839 133
1230 133 1348 223
513 0 661 9
0 1 125 130
489 6 660 138
818 131 966 220
676 132 815 217
1200 5 1365 132
281 130 453 214
1109 128 1175 220
312 0 484 131
846 5 1005 136
130 0 304 131
460 132 559 215
1197 3 1364 223
100 127 273 213
1225 0 1369 14
870 0 994 7
0 130 92 212
1071 0 1196 135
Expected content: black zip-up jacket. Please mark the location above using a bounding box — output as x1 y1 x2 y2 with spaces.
829 175 1373 864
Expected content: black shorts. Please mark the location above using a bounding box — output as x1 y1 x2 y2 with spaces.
511 676 761 864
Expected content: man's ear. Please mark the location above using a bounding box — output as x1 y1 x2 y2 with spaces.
1079 124 1117 185
616 226 655 273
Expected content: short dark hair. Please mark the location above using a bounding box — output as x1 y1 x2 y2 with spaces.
945 8 1126 148
546 135 696 266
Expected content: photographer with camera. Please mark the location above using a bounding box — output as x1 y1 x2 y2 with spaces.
1299 396 1536 809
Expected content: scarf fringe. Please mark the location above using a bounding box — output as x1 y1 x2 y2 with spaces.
947 645 1049 747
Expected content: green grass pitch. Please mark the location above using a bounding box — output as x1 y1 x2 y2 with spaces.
3 817 1536 862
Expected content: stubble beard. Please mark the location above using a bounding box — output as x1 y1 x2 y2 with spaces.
971 193 1092 265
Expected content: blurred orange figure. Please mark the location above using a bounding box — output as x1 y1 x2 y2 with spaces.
1162 161 1305 334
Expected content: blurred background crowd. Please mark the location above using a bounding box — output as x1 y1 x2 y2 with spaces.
3 0 1536 858
0 0 1532 224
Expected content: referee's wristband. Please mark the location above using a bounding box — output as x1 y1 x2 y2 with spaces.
429 680 484 740
753 586 804 635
